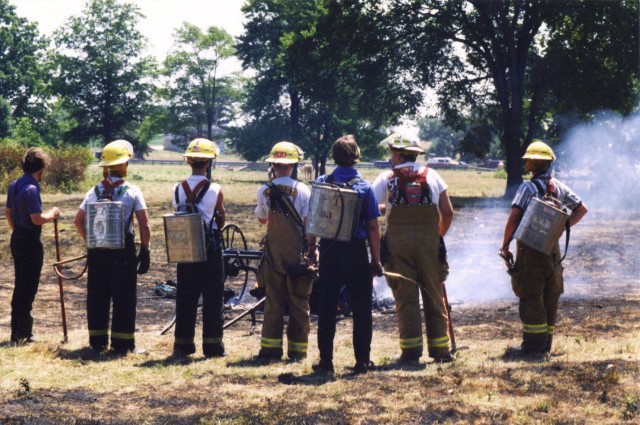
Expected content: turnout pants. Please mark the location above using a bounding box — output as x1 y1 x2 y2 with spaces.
258 206 311 359
316 238 372 364
174 244 225 356
87 234 138 351
511 242 563 352
385 205 450 359
10 226 43 342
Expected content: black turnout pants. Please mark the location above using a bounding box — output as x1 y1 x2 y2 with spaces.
10 226 43 341
317 238 372 364
87 234 138 351
174 244 225 356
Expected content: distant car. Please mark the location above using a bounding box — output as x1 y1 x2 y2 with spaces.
479 159 504 170
427 157 459 169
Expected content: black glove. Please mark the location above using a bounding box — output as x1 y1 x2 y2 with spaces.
137 245 150 275
439 236 447 263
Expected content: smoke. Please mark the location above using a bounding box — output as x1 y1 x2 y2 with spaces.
372 112 640 307
555 111 640 211
444 207 515 306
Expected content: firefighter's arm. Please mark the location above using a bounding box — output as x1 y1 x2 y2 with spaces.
438 190 454 237
73 209 86 240
500 207 523 264
568 202 588 228
30 207 60 225
5 207 13 230
135 209 151 248
366 218 383 276
215 189 226 229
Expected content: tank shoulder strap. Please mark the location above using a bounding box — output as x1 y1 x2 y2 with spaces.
178 179 210 213
327 173 360 188
266 181 305 232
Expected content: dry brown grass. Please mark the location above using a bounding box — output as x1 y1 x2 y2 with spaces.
1 160 638 424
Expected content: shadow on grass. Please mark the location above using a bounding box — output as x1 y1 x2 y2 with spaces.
137 355 207 368
276 371 336 386
56 346 134 362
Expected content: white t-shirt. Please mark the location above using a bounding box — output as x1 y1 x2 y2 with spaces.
79 177 147 233
372 162 448 215
172 175 222 230
254 176 310 221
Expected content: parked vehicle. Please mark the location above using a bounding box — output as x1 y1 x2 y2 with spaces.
427 157 459 169
479 159 504 170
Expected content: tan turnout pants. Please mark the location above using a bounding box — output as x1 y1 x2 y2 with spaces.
385 204 450 359
258 203 312 359
510 241 563 352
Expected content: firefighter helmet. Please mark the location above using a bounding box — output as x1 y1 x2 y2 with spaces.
265 141 302 164
522 140 556 161
98 141 132 166
379 133 424 153
112 139 134 156
183 138 219 159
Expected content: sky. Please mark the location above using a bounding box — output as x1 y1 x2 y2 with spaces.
11 0 247 74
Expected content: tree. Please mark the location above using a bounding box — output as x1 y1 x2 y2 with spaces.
372 0 638 197
0 97 9 138
237 0 422 173
160 22 237 144
51 0 155 154
0 0 49 118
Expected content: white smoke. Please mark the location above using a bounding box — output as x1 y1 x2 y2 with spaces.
555 111 640 211
445 207 515 306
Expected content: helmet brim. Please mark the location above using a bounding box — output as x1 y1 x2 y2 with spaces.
183 153 216 159
265 157 298 164
98 157 129 167
522 154 555 160
390 146 425 154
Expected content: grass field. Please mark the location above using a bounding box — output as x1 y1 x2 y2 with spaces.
0 160 638 424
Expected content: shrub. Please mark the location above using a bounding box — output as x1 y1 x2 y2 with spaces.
0 140 93 194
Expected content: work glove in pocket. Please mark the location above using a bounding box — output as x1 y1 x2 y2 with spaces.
137 245 150 275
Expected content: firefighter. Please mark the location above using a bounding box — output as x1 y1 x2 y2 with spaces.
372 134 455 363
5 148 61 344
254 141 314 361
500 140 588 355
311 135 383 374
171 138 226 358
73 140 151 354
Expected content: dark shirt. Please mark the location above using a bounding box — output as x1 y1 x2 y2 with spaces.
6 174 43 229
316 166 381 239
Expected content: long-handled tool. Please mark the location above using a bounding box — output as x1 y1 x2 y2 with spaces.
442 283 457 354
53 219 68 343
383 270 465 353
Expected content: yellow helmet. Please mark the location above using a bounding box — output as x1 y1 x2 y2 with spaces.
265 141 302 164
522 140 556 161
379 133 424 153
98 140 132 166
183 138 219 159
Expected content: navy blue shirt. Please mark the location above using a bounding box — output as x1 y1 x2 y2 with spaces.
6 174 43 229
315 166 380 239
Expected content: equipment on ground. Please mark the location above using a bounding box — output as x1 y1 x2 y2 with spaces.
163 212 207 263
53 219 69 343
513 197 569 255
159 223 264 335
85 201 125 249
306 183 361 241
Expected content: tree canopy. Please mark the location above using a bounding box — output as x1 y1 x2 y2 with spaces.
51 0 156 153
160 22 237 146
0 0 48 119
